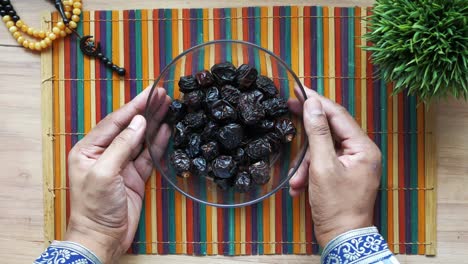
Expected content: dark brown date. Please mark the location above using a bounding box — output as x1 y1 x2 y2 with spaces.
165 100 187 124
201 141 219 161
212 155 237 179
170 63 297 192
238 90 265 125
183 90 205 110
195 70 215 88
255 75 278 98
263 97 289 118
245 138 272 160
183 111 207 131
211 62 237 85
236 64 258 90
174 121 189 147
178 75 199 93
170 150 191 178
220 84 241 105
186 133 202 158
192 157 208 177
204 87 220 107
210 100 237 122
249 160 270 185
217 123 244 150
234 171 253 193
275 119 296 142
201 120 219 142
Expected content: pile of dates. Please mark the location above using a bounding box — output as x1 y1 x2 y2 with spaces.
166 62 296 193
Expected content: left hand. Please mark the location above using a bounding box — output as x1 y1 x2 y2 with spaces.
65 87 171 263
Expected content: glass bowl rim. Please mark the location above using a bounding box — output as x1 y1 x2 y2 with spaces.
145 39 309 208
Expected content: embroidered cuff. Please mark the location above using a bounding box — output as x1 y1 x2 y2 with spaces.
34 241 102 264
321 226 395 264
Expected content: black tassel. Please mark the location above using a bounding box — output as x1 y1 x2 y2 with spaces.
48 0 69 24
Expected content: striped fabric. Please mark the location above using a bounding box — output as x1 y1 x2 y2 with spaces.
46 6 434 255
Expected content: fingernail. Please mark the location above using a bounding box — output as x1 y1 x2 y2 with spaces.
129 115 144 130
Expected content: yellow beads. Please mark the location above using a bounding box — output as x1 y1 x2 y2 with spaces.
57 21 66 30
3 0 83 52
21 24 28 32
73 8 81 16
40 40 47 49
15 20 24 28
34 42 42 51
49 33 57 40
69 21 77 29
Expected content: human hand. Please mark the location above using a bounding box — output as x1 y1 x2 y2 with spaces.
65 87 171 263
288 86 382 248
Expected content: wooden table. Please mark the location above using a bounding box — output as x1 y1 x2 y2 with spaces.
1 1 467 263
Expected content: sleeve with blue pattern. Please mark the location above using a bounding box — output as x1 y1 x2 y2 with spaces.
34 241 102 264
321 226 400 264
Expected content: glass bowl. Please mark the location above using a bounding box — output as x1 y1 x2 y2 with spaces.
145 40 308 208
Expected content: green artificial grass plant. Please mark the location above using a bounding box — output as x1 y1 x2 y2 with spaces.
365 0 468 102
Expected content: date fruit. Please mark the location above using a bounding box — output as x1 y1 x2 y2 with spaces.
201 141 219 161
168 63 297 193
211 62 237 85
195 70 215 88
246 138 272 160
178 75 199 93
192 157 208 177
165 100 187 124
236 64 258 90
210 100 237 122
249 160 270 185
255 75 278 97
170 150 191 178
217 123 244 150
234 171 253 193
212 155 237 179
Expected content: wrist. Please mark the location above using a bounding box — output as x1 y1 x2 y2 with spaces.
315 214 373 247
65 221 122 264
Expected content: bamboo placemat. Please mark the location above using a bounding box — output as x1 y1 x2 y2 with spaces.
41 6 436 256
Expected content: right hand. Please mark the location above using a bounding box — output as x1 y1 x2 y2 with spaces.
288 86 382 248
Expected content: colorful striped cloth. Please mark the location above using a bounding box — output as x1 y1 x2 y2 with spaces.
44 6 435 256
